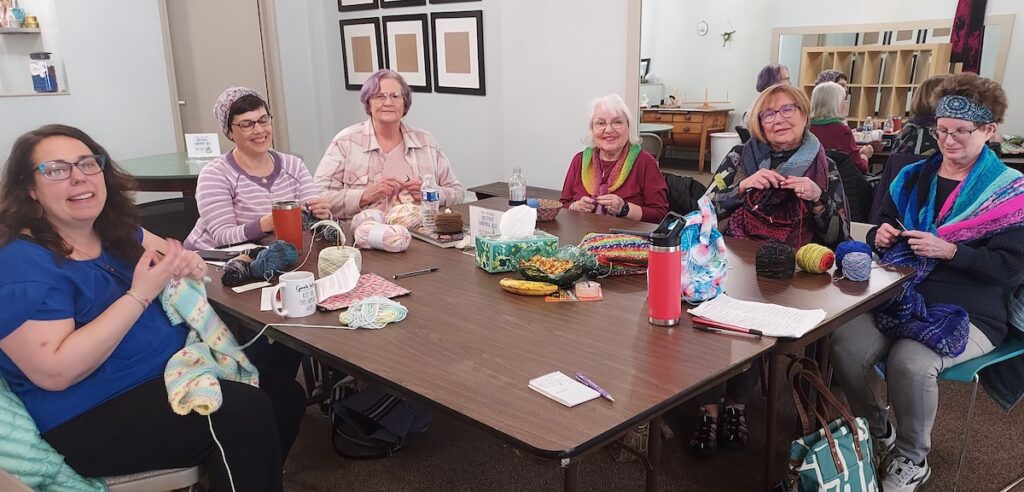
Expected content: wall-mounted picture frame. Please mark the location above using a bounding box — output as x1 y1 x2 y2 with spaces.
430 11 485 96
340 18 384 91
429 0 480 3
383 14 431 92
338 0 379 13
382 0 426 7
640 58 651 78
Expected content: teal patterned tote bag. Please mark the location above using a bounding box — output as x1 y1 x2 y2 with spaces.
781 357 878 492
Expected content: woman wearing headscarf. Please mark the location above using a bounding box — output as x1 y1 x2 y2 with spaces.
830 73 1024 492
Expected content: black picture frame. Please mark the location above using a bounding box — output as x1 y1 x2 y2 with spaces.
382 0 426 7
382 14 431 93
429 0 480 3
640 58 651 78
430 10 485 96
339 17 384 91
338 0 380 12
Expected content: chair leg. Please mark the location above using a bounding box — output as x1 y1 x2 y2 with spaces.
953 375 981 492
999 472 1024 492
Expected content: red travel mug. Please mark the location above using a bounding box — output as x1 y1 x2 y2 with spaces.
272 200 303 253
647 212 685 326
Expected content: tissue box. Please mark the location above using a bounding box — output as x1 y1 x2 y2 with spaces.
475 231 559 273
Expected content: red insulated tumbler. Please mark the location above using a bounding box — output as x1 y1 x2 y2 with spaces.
647 212 686 326
272 200 303 253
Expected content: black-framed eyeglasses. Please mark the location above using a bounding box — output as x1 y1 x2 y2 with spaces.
759 103 800 124
929 126 981 143
36 155 106 181
370 92 404 103
231 114 273 132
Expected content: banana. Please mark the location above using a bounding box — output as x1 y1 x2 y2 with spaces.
499 278 558 296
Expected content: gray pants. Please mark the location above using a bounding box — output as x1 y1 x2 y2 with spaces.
829 313 994 463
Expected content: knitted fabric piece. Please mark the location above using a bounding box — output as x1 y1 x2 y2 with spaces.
162 278 259 416
0 377 106 491
213 86 259 135
578 232 649 276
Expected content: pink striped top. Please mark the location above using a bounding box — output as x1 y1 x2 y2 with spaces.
184 150 321 250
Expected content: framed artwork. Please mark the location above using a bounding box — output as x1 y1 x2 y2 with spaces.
640 58 651 78
429 0 480 3
382 0 426 7
340 18 384 91
383 14 431 92
338 0 379 12
430 11 485 96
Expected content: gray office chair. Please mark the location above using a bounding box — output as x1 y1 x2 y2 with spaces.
639 132 664 163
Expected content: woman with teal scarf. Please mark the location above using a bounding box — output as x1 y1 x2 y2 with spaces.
831 73 1024 492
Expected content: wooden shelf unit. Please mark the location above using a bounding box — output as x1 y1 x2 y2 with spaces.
799 43 952 124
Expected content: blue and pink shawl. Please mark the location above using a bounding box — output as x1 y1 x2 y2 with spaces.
876 146 1024 356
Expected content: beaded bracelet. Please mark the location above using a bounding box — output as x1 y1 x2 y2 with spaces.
124 290 150 310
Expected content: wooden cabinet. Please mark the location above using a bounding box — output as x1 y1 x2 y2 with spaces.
640 108 731 172
799 43 953 125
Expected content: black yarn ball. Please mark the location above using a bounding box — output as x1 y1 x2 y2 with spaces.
302 209 342 243
221 254 256 287
756 241 796 278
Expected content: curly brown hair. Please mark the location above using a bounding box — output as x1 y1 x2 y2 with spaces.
935 73 1007 124
909 74 950 116
0 125 143 263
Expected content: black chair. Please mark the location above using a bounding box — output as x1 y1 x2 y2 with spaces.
868 152 926 224
825 150 873 224
138 197 200 241
662 172 707 216
735 126 751 144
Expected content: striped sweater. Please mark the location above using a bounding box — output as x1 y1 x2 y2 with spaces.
184 150 321 250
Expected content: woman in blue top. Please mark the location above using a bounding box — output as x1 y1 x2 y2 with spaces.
0 125 304 491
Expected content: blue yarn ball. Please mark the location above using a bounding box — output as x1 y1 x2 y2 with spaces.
834 240 872 274
250 240 299 280
842 252 873 281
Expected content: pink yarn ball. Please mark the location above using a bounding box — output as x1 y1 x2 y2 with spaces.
351 209 386 231
353 222 411 252
385 203 422 230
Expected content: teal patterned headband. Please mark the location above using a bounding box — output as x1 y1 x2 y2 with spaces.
935 95 994 124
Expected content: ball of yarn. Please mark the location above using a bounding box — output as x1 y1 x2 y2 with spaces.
353 222 411 252
385 203 422 229
796 243 835 274
250 240 298 280
841 252 872 281
756 241 796 278
834 240 873 275
319 246 362 277
338 296 408 329
302 210 344 243
351 209 386 231
221 253 256 287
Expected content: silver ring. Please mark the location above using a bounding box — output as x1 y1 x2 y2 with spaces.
798 187 804 193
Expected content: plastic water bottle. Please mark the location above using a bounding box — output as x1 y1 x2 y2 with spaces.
883 116 894 133
508 167 527 206
863 116 875 132
421 174 440 230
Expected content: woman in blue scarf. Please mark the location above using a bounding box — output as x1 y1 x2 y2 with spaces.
830 73 1024 492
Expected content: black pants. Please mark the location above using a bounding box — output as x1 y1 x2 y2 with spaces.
43 368 305 492
695 358 761 406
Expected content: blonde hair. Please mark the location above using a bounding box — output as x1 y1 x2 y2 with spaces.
810 82 846 120
582 94 640 146
747 84 811 144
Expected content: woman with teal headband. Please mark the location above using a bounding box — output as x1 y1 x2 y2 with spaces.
559 94 668 223
831 73 1024 492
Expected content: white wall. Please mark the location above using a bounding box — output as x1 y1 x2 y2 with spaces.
0 0 178 163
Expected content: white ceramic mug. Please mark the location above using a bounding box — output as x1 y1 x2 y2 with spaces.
272 271 317 318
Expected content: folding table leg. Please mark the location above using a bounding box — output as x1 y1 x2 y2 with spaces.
562 459 578 492
647 415 664 492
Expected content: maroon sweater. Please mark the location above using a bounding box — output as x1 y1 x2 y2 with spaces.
809 121 868 173
559 149 668 223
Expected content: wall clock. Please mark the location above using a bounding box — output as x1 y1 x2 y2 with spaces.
697 20 709 36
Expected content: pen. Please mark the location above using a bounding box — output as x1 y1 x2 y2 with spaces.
691 317 764 338
576 372 615 403
393 267 439 279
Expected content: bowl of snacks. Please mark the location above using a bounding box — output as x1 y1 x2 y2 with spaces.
536 198 563 222
515 245 597 288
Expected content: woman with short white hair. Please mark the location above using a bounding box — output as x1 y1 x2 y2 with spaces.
559 94 668 223
808 81 872 173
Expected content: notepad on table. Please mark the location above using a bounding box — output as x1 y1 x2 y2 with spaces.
528 371 600 407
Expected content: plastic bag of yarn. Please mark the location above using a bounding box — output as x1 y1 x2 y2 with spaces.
351 209 386 231
514 245 597 288
795 243 835 274
679 195 728 303
385 203 422 230
250 240 299 280
353 222 411 252
755 241 796 278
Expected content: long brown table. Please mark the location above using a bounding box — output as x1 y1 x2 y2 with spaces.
204 198 910 490
468 182 562 201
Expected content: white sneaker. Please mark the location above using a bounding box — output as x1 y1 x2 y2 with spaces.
882 456 930 492
873 421 896 470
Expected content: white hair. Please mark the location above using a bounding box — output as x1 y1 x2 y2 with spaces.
810 82 847 120
582 93 640 146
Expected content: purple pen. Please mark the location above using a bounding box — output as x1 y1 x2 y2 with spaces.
576 372 615 403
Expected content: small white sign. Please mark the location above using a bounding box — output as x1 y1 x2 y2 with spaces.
469 206 503 242
185 133 221 158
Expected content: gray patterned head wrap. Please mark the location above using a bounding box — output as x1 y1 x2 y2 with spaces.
213 86 260 135
935 95 995 124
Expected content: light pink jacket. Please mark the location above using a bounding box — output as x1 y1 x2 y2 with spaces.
314 119 464 218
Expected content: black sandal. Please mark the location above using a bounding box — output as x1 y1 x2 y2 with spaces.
687 408 718 458
719 405 748 449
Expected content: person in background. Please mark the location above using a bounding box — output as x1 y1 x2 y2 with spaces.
815 68 849 93
741 64 792 128
559 93 668 223
315 69 464 218
184 87 330 250
809 81 872 173
892 74 950 157
830 73 1024 492
0 125 305 492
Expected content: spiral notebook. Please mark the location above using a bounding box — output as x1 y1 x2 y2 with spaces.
316 274 411 312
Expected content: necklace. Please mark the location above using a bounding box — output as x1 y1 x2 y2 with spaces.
65 238 117 274
233 149 273 184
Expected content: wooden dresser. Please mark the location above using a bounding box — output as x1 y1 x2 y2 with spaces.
640 107 732 172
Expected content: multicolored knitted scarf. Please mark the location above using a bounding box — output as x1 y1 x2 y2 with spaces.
876 146 1024 356
581 144 640 196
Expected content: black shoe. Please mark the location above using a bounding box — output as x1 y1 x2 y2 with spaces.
719 405 748 449
688 409 718 458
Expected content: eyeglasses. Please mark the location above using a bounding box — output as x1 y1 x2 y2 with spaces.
370 92 404 103
759 103 800 124
36 155 106 181
593 119 627 131
929 126 981 143
231 114 273 132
